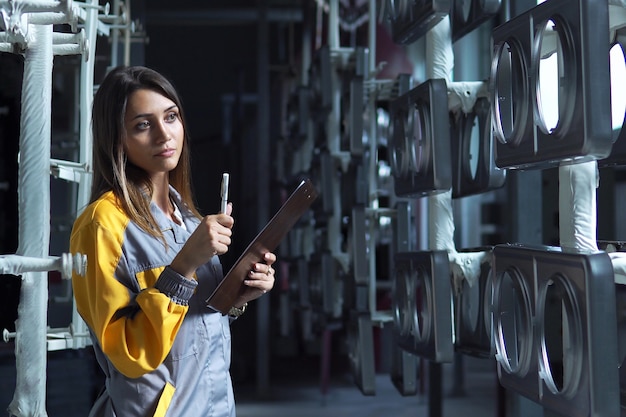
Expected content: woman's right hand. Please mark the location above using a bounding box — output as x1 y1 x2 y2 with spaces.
170 203 234 279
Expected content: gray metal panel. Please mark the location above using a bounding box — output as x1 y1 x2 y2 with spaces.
491 0 612 169
348 312 377 396
393 251 454 363
451 97 506 198
351 206 369 285
386 0 451 45
451 0 501 42
493 244 620 417
389 79 452 197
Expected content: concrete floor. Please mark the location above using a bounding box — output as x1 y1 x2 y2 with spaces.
236 363 499 417
0 343 500 417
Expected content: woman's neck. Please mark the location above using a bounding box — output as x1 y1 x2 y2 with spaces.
151 178 174 221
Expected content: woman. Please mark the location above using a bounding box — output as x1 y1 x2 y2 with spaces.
70 65 275 417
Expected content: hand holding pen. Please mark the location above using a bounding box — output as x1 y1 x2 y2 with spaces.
169 173 234 278
220 173 229 214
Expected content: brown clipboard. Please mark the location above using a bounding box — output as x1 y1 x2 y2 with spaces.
206 179 319 314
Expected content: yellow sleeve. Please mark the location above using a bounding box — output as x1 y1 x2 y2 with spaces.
71 216 192 379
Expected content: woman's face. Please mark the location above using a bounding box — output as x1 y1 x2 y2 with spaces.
123 88 184 183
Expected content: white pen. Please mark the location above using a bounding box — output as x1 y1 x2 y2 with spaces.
220 173 230 213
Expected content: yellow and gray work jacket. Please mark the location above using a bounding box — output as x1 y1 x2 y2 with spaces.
70 187 235 417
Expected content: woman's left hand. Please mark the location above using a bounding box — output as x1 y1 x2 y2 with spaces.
234 252 276 306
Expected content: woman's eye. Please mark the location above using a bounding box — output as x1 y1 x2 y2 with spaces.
137 121 150 130
166 112 178 122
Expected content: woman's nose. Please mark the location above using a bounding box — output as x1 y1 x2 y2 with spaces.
155 121 171 143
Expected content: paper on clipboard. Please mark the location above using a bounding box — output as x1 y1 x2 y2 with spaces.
206 179 319 314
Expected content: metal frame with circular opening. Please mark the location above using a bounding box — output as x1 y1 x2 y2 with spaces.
535 249 618 417
536 273 583 400
294 257 314 341
490 0 612 170
393 251 453 363
286 85 310 145
341 74 364 154
490 35 531 150
308 44 332 122
533 17 576 138
451 0 501 42
454 247 496 358
386 0 451 45
350 206 369 286
408 101 432 175
393 261 415 338
347 311 376 396
307 150 334 215
390 202 419 397
492 244 619 417
389 78 452 197
306 251 341 318
492 245 539 402
390 107 411 179
390 342 419 396
494 268 535 376
340 46 367 156
599 30 626 167
451 97 506 198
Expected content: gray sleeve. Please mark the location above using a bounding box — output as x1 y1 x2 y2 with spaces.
154 266 198 305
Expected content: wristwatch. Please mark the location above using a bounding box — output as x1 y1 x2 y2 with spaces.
228 303 247 318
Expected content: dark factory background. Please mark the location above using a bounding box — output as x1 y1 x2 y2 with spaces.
2 1 626 416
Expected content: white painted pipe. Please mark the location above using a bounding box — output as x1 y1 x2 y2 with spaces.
3 326 90 343
327 0 339 50
70 0 98 351
425 17 489 291
9 21 53 417
123 0 131 66
0 253 87 279
73 0 109 13
52 30 83 43
558 161 599 252
0 0 70 13
0 3 96 415
52 43 83 55
426 18 455 254
27 11 75 25
0 33 18 43
3 29 86 57
1 12 29 45
109 0 120 67
76 0 96 213
447 81 489 113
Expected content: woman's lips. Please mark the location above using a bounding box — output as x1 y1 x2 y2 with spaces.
156 149 175 157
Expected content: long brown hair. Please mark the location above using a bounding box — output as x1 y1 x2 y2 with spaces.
90 66 201 238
